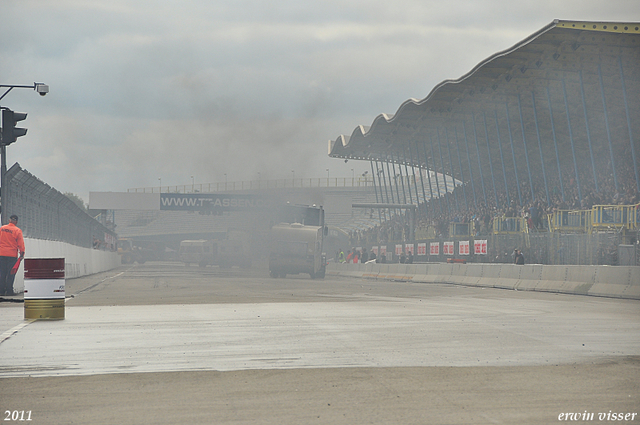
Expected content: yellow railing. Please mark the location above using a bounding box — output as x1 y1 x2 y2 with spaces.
547 204 639 234
415 225 437 240
493 217 528 234
449 222 473 237
548 210 591 233
591 204 639 231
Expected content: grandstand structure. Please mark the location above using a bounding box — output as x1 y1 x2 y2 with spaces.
330 20 639 208
111 20 639 266
328 20 640 265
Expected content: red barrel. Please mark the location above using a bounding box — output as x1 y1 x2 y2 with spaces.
24 258 65 320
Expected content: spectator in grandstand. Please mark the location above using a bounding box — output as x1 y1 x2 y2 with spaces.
346 248 359 264
360 248 369 264
399 251 406 264
514 249 525 265
406 250 414 264
0 215 26 296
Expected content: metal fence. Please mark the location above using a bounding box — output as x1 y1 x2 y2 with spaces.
3 163 117 249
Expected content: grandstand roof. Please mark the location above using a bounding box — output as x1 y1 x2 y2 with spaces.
329 20 640 205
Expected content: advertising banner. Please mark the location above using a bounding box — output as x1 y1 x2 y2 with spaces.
430 242 440 256
404 243 414 254
395 244 403 255
160 193 271 212
417 243 427 256
474 240 488 255
459 240 470 255
443 241 454 256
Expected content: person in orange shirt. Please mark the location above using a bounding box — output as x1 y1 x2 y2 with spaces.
0 215 25 296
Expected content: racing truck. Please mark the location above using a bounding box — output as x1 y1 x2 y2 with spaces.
269 204 327 279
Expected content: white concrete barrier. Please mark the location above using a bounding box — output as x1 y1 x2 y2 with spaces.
327 262 640 300
12 238 121 293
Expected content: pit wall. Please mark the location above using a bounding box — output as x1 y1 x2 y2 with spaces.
327 262 640 300
12 238 121 293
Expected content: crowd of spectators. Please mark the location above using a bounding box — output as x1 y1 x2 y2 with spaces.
349 150 640 247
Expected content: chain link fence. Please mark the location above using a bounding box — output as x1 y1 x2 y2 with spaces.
3 163 117 249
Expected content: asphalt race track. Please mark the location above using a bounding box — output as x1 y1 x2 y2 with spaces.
1 262 638 424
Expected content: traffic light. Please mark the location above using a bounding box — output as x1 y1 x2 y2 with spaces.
1 109 28 146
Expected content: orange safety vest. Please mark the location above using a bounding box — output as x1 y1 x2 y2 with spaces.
0 223 25 257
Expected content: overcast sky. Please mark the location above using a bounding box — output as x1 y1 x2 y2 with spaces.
0 0 637 202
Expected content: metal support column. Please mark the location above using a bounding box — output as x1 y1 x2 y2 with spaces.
531 91 550 205
546 86 565 202
370 160 383 223
494 110 510 205
579 70 599 192
517 94 535 202
619 56 640 192
471 114 488 204
462 121 478 206
454 126 469 209
598 63 619 193
421 140 436 213
444 128 459 211
402 147 414 205
411 143 428 210
376 160 389 221
393 157 407 205
482 112 499 208
435 130 451 214
505 101 523 206
429 136 444 214
562 78 583 205
391 159 404 206
379 160 392 218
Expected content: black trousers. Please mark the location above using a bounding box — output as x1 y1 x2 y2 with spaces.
0 256 18 295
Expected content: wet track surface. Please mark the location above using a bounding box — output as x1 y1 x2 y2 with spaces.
1 262 638 424
2 262 639 377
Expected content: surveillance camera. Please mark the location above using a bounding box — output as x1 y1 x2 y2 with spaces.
35 84 49 96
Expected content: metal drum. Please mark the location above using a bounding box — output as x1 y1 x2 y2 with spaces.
23 258 65 320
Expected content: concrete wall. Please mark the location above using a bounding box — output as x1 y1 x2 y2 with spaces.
328 262 640 300
12 238 121 292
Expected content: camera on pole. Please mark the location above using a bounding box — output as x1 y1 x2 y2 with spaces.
1 109 28 146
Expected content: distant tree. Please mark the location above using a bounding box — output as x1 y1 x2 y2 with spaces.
64 192 87 212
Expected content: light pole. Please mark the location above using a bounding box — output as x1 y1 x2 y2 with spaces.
0 82 48 224
191 175 194 192
326 169 329 187
158 178 161 193
224 173 227 191
291 170 295 187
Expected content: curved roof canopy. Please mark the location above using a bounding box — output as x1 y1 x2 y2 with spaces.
329 20 640 206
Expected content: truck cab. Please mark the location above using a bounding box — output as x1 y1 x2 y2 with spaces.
269 204 327 279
